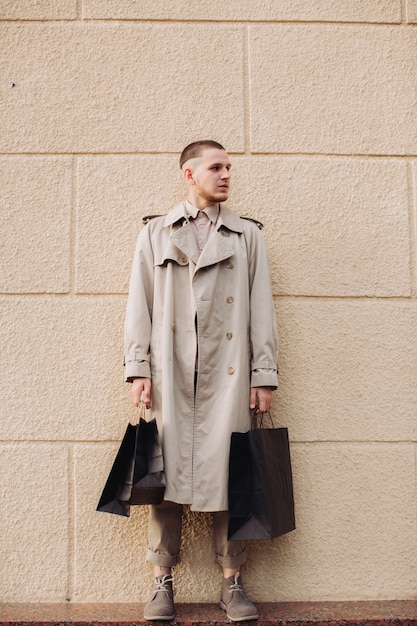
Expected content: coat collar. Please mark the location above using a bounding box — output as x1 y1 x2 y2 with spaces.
157 202 243 270
164 202 243 234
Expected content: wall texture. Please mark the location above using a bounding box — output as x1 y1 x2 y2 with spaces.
1 0 417 605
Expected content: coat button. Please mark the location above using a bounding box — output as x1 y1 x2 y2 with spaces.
227 367 235 375
180 256 187 264
226 296 234 304
171 323 176 332
226 261 234 269
221 230 230 237
226 332 233 340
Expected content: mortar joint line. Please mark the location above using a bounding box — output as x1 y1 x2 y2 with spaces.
1 438 415 445
414 444 417 535
402 0 408 24
66 444 75 602
0 18 410 26
2 152 417 160
77 0 83 20
407 161 417 297
70 155 78 295
57 18 410 27
243 25 251 155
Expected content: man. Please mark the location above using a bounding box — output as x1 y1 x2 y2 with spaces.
124 140 278 621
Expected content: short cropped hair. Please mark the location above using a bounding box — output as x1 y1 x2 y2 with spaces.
179 140 225 169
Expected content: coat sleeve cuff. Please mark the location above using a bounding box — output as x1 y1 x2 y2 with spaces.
250 368 278 390
124 354 151 382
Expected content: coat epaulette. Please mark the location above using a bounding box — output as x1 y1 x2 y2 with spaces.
142 214 166 224
240 216 263 230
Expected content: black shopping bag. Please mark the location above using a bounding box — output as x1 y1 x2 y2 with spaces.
96 405 165 517
130 418 165 506
228 414 295 540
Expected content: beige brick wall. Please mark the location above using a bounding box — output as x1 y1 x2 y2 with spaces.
1 0 416 604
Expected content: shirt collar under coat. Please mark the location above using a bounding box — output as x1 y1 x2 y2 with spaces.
156 201 243 269
184 201 219 225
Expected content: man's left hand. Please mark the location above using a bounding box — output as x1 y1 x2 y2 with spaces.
249 387 272 413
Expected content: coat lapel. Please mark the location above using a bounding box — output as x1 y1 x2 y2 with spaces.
152 203 198 266
194 205 244 271
170 221 200 265
195 230 234 271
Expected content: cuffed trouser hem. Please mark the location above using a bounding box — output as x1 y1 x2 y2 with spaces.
147 502 247 569
147 501 183 567
211 510 247 569
215 546 247 569
146 548 180 568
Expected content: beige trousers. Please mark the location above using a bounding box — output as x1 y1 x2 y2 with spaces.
146 500 247 569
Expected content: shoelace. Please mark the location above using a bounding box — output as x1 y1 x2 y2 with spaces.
154 575 173 593
229 575 244 595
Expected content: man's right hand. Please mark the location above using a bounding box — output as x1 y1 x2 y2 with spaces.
131 377 152 408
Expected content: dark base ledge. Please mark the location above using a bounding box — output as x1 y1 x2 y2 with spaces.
1 601 417 626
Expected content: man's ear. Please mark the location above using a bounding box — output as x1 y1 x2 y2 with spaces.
183 165 194 184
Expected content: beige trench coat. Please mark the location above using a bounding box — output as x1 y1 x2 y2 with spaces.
124 202 278 511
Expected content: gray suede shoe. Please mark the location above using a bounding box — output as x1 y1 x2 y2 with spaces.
219 573 258 622
143 575 174 621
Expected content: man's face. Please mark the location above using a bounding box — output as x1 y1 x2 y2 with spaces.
185 148 231 206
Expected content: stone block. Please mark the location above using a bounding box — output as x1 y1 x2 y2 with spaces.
0 0 77 19
246 442 417 600
78 156 410 296
75 442 417 602
249 25 417 155
76 156 183 293
76 445 229 602
73 444 150 601
407 0 417 21
0 443 69 601
82 0 401 23
0 296 129 441
1 23 244 153
0 156 72 293
274 298 417 442
230 157 410 297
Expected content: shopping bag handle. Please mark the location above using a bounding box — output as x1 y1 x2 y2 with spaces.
251 410 275 430
134 401 147 425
